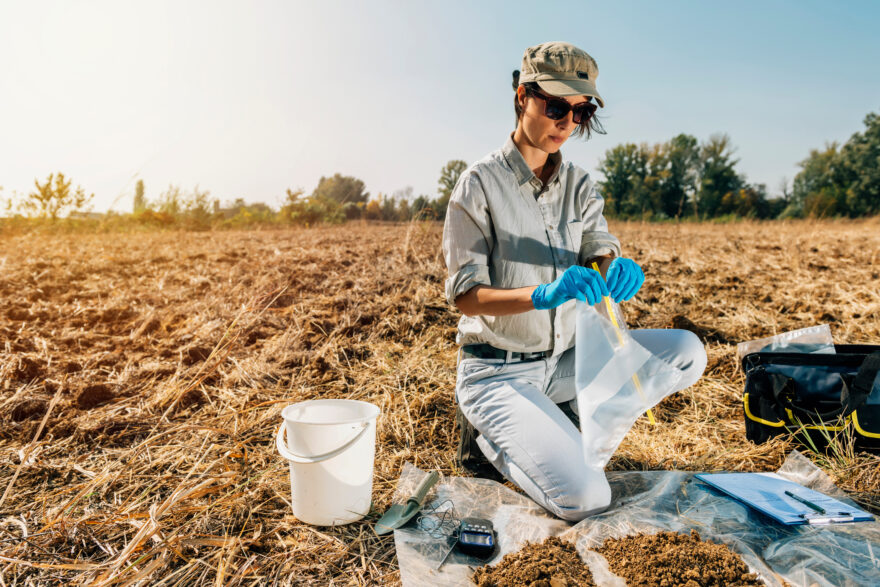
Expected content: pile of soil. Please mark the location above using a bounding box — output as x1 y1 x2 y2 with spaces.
472 536 595 587
596 530 764 586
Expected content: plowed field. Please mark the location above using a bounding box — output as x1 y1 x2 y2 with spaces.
1 220 878 584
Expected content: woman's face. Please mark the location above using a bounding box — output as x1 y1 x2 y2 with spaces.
517 87 590 154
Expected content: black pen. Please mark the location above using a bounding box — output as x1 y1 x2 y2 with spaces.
784 490 826 514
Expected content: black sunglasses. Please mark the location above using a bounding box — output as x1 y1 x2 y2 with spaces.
525 88 598 125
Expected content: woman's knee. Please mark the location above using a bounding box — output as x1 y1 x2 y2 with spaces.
545 468 611 522
677 330 707 388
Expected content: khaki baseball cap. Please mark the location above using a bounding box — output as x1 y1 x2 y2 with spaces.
519 41 604 107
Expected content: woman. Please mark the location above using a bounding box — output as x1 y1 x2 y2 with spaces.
442 42 707 522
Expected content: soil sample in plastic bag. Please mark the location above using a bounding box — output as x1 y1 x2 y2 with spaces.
471 536 596 586
596 530 764 586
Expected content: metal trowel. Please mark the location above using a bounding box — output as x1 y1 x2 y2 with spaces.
374 471 440 535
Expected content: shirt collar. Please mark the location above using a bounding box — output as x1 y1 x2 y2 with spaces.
545 150 563 186
501 133 563 187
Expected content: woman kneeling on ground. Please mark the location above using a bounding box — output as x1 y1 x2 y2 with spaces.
442 41 708 522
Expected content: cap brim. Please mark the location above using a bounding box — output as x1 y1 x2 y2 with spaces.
537 79 604 108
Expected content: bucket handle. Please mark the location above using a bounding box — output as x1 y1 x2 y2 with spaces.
276 421 370 465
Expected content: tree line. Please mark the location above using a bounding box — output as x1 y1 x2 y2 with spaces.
277 158 466 225
599 109 879 220
1 109 876 229
0 160 467 230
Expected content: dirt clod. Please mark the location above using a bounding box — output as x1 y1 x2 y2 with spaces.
597 530 764 586
75 384 115 410
7 356 45 381
670 315 729 344
181 345 212 365
472 536 596 587
11 398 49 422
131 314 162 339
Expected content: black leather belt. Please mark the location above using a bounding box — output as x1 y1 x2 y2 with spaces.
461 343 551 362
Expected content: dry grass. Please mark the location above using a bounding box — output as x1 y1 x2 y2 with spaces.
0 219 878 585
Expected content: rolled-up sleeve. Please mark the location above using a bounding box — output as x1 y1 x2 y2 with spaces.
579 180 622 261
442 171 494 307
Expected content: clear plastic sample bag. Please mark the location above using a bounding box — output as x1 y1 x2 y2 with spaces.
736 324 836 363
575 300 682 470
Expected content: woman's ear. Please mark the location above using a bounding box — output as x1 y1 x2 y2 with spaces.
516 86 526 108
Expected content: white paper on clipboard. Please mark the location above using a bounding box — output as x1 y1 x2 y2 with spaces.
696 472 874 525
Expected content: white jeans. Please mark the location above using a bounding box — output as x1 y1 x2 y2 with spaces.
455 329 707 522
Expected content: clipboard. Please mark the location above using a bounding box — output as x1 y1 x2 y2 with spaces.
695 472 874 525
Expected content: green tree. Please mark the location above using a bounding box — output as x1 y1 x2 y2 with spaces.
155 185 183 216
279 189 304 223
133 179 146 213
396 198 411 221
281 188 345 225
311 173 369 205
363 199 382 221
696 134 743 218
379 194 397 221
642 142 667 217
391 187 415 221
789 111 880 218
769 178 792 218
412 194 433 219
600 134 746 219
24 172 93 221
342 202 362 220
182 186 212 229
662 134 700 218
838 111 880 216
597 143 649 217
791 143 843 218
719 184 771 218
620 144 653 218
436 159 467 214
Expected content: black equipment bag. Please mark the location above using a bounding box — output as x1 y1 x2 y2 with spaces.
742 344 880 452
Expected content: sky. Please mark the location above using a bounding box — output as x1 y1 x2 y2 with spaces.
1 0 878 213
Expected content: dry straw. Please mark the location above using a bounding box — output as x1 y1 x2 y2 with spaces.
0 219 878 584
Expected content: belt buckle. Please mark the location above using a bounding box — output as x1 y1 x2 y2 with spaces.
529 350 550 361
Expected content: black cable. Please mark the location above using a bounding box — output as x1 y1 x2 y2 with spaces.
415 498 460 540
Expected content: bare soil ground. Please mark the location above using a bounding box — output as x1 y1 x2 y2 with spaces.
0 220 878 584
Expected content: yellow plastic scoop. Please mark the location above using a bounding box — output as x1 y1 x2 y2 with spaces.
592 262 657 426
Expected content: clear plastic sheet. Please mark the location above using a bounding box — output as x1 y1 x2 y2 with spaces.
736 324 836 364
392 462 570 586
575 302 683 470
393 452 880 586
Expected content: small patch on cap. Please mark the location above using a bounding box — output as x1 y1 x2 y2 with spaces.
576 71 590 80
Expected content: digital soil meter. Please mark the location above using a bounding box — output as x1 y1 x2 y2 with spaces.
456 517 496 558
436 516 497 570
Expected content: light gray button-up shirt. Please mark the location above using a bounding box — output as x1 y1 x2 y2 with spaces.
442 134 621 356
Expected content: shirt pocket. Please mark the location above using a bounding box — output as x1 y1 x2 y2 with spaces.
565 220 584 267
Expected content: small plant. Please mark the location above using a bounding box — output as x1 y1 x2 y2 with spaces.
22 172 93 221
787 411 857 472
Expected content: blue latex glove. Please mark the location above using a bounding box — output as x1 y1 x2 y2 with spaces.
532 265 609 310
605 257 645 303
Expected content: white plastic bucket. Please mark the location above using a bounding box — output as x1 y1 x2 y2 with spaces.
275 399 380 526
